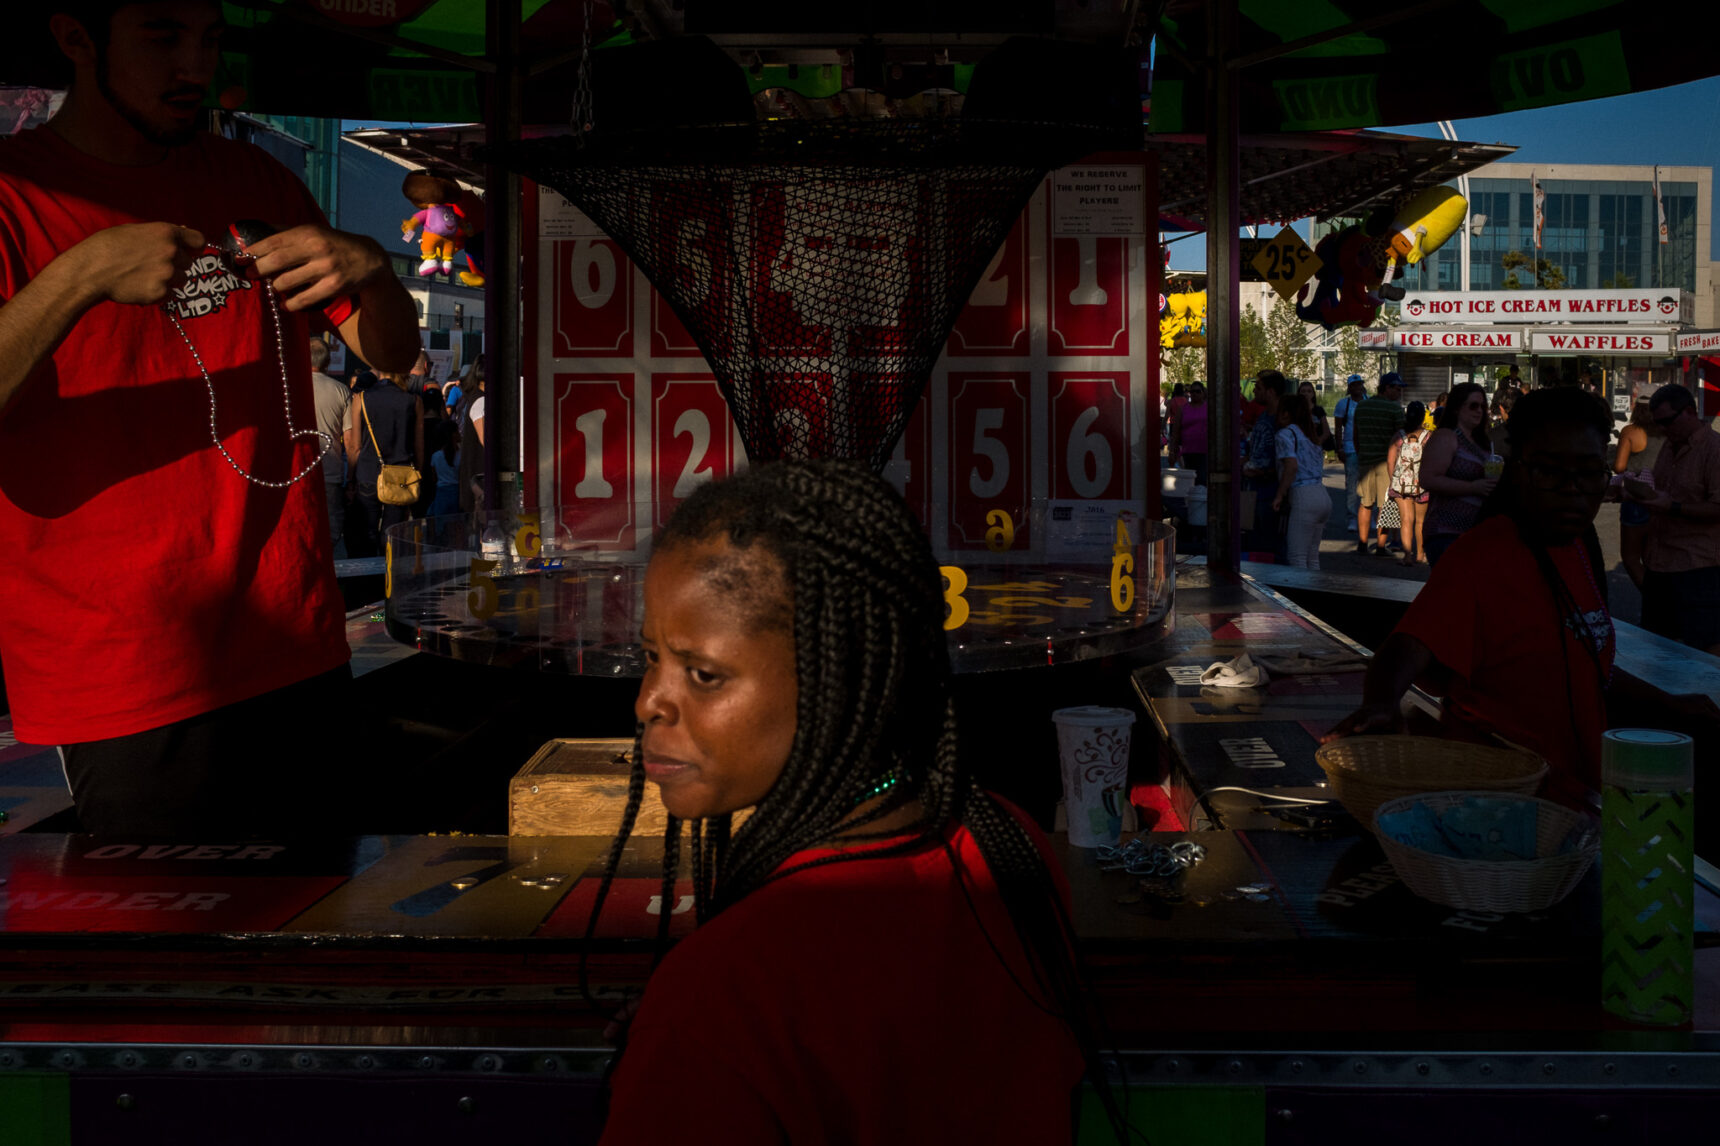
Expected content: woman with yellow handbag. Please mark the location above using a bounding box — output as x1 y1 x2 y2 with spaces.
345 370 425 558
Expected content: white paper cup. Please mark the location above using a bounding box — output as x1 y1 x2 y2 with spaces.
1053 706 1138 848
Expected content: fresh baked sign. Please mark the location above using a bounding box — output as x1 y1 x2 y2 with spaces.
1400 289 1689 324
1675 330 1720 353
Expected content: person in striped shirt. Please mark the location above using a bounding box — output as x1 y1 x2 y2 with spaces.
1353 373 1406 553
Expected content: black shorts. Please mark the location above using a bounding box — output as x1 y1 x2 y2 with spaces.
60 664 362 838
1640 566 1720 652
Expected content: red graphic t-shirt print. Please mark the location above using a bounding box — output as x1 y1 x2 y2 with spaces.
167 249 253 320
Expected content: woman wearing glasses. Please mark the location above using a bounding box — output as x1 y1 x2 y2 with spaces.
1418 381 1497 566
1324 388 1617 807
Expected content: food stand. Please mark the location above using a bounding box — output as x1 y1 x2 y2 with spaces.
2 3 1719 1142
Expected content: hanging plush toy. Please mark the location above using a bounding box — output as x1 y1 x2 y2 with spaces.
401 171 483 284
1297 187 1468 331
1160 291 1207 349
1296 228 1381 330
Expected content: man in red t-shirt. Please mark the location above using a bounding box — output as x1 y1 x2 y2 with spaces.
1323 388 1619 805
0 1 418 834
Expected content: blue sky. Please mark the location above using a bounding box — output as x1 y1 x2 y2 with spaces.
344 73 1720 271
1168 75 1720 271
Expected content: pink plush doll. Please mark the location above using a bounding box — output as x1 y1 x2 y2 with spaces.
401 171 469 279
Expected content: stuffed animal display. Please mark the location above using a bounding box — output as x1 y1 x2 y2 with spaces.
1296 187 1467 331
1160 291 1206 349
401 171 486 286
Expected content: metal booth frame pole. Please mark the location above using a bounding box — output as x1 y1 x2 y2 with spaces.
483 0 524 516
1205 0 1242 573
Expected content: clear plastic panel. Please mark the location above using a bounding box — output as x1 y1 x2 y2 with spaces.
384 507 1174 675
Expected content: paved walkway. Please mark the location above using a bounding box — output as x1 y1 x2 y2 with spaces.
1303 465 1642 625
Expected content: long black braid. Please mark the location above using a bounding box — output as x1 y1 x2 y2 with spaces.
585 459 1137 1141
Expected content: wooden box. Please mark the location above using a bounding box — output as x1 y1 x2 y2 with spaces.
509 738 658 837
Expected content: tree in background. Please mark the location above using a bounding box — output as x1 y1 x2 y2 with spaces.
1263 295 1316 380
1239 305 1269 381
1501 250 1567 290
1334 324 1370 379
1162 344 1205 389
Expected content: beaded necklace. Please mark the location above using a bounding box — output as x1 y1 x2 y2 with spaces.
163 245 333 489
851 766 910 809
1567 538 1615 690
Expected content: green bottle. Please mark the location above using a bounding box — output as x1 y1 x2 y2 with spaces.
1600 729 1695 1026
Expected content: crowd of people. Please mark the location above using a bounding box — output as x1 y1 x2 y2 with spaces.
1163 366 1720 658
311 345 488 558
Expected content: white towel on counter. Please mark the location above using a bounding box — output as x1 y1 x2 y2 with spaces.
1199 654 1267 688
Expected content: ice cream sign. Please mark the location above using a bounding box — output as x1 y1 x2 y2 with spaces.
1400 289 1690 324
1393 329 1522 352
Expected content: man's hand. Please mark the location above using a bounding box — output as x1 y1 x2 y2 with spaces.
246 224 389 314
1320 702 1406 744
1629 486 1675 512
2 222 206 421
66 222 205 308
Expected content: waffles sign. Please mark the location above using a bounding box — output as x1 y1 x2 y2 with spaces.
1528 331 1670 354
1401 289 1689 324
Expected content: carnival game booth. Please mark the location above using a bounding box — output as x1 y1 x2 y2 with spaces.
4 3 1720 1143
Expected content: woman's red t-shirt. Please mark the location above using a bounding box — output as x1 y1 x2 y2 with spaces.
600 805 1087 1145
1395 514 1614 801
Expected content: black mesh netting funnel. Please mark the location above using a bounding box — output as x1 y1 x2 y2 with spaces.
491 37 1141 472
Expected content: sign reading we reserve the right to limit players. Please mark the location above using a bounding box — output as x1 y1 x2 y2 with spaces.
1050 165 1146 236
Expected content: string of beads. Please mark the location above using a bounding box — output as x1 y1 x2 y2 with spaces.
163 246 332 489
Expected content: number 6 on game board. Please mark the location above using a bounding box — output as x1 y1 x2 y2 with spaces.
1110 517 1134 612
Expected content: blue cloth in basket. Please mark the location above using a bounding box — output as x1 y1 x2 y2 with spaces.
1376 796 1540 861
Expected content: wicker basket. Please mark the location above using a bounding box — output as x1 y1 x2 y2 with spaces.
1373 791 1599 913
1315 735 1548 829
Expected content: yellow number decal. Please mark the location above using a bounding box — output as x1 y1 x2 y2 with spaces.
468 557 500 620
384 538 393 600
983 509 1015 553
941 565 970 631
1113 515 1133 555
965 610 1056 629
987 595 1093 610
1110 551 1136 613
515 512 543 559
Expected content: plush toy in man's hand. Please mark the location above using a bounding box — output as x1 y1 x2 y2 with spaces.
401 171 470 279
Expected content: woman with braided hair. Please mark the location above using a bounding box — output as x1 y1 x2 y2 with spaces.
595 460 1116 1144
1323 388 1618 806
